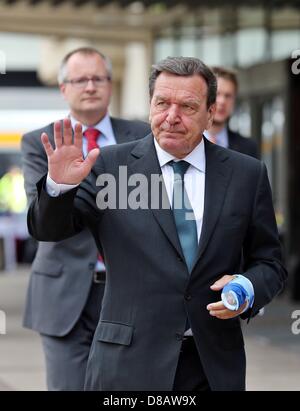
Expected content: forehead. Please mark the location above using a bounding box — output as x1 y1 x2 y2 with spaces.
217 77 236 94
66 53 107 75
152 72 208 101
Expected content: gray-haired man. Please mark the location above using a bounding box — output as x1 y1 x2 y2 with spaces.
28 56 286 390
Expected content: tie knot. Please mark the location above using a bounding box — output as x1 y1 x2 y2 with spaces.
84 128 100 141
84 128 101 152
170 160 190 178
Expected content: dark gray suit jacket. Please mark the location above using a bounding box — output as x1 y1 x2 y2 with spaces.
22 118 151 336
228 128 259 159
27 135 287 390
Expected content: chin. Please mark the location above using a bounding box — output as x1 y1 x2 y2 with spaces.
214 114 228 124
160 139 186 156
83 103 102 112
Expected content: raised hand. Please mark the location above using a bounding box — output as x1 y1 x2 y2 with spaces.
41 118 100 184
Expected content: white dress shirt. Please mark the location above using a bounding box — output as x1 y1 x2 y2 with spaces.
154 138 205 242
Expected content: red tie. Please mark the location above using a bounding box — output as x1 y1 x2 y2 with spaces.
84 128 100 152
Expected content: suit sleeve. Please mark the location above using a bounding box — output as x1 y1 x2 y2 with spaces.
21 130 50 205
241 162 287 319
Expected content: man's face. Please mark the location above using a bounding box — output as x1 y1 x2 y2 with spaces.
149 72 215 158
213 77 236 126
60 53 112 121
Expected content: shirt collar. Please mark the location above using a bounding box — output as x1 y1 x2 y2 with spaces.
69 113 113 141
204 126 228 148
154 136 206 173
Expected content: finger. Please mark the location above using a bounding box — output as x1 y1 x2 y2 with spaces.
207 301 225 311
53 121 62 148
210 274 234 291
82 148 100 177
209 301 247 318
63 117 73 145
41 133 54 157
209 309 237 319
74 122 83 150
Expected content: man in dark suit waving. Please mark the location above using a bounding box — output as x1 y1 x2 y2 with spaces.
22 47 150 390
206 66 258 158
27 57 286 391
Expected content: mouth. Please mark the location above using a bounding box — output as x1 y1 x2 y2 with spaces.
160 130 184 137
83 97 100 102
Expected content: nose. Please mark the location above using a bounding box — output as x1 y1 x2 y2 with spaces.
216 93 226 105
85 79 97 91
166 104 180 124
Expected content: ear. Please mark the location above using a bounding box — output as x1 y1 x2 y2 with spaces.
60 83 67 100
206 103 216 129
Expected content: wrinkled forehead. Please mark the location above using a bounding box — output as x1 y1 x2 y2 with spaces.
152 72 208 102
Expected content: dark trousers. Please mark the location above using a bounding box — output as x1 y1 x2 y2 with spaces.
41 281 104 391
173 337 210 391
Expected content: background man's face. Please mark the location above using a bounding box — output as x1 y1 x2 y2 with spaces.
213 77 236 126
149 72 215 158
60 52 112 121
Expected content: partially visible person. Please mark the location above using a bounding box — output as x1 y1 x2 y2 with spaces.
205 66 258 158
0 166 27 214
22 47 150 391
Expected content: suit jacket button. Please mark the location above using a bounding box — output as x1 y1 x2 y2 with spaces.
184 294 192 301
175 333 183 341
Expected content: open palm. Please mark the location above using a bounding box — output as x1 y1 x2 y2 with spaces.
41 118 99 184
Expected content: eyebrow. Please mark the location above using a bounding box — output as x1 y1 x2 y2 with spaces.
154 95 168 101
154 95 201 105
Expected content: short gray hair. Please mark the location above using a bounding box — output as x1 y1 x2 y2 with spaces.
57 47 112 84
149 56 217 108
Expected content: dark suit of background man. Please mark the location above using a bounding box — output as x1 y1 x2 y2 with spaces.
205 66 258 159
22 47 150 391
28 57 287 391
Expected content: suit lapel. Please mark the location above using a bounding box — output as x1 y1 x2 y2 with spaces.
194 139 232 267
111 118 137 144
129 134 184 258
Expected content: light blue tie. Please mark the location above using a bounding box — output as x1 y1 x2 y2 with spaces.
170 160 198 273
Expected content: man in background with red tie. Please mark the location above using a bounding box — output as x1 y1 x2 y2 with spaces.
21 47 150 390
205 66 258 159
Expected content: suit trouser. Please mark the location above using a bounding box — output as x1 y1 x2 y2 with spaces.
173 336 210 391
41 280 104 391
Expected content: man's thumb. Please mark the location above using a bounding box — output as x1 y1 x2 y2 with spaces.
210 280 224 291
210 275 233 291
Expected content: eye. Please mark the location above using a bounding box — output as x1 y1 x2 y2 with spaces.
156 101 169 109
75 78 87 85
182 104 195 113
